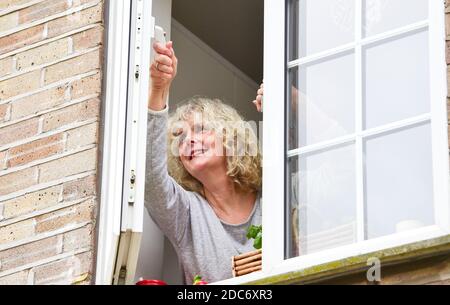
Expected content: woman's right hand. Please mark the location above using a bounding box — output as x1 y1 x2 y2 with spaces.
149 41 178 110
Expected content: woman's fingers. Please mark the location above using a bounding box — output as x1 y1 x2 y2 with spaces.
153 41 172 57
252 99 262 113
154 62 174 74
151 64 173 80
167 41 178 76
155 53 172 66
252 82 264 112
153 52 175 74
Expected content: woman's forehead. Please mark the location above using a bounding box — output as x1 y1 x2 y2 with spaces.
179 112 210 126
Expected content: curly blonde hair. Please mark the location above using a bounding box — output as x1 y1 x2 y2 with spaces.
167 96 262 196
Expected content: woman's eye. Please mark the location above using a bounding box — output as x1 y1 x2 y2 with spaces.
193 125 202 134
199 125 212 134
178 133 187 145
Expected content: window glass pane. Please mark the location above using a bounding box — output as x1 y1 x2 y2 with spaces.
289 0 354 60
364 123 434 239
288 52 355 150
363 0 428 37
363 30 430 129
287 144 356 257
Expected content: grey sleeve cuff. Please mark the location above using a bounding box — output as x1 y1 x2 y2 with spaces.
147 105 168 116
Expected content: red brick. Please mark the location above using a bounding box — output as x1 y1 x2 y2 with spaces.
72 26 103 51
7 133 65 167
0 104 9 122
0 0 33 10
70 72 101 100
0 218 34 244
33 251 92 284
41 98 100 132
47 4 103 39
0 235 61 272
62 175 96 201
0 270 28 285
0 70 41 100
35 199 95 234
18 0 69 24
10 85 67 120
62 224 92 252
0 118 39 147
38 148 97 183
0 150 6 169
43 49 101 85
2 185 61 219
65 122 98 150
0 57 13 77
0 167 37 196
0 24 44 56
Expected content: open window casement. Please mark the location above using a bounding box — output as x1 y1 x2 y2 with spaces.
97 0 450 285
96 0 162 285
217 0 450 284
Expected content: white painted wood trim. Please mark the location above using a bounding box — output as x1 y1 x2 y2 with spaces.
288 20 429 68
429 0 450 232
95 0 131 285
261 0 286 271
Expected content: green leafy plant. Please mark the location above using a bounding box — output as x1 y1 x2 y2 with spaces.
246 225 262 250
193 275 207 285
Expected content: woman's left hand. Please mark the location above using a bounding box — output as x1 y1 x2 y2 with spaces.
252 83 263 112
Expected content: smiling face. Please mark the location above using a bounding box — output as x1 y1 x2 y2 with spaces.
176 114 227 182
167 98 262 195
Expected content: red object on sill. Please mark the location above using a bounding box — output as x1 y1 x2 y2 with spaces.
136 279 168 285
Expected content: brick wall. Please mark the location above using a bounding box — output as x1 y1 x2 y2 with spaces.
0 0 103 284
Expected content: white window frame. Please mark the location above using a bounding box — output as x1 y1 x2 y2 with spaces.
215 0 450 285
96 0 449 285
96 0 154 285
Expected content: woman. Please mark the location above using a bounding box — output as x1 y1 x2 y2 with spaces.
145 41 264 284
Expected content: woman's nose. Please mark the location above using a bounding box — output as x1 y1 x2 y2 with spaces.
187 131 202 143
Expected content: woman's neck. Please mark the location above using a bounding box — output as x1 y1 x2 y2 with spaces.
202 177 257 225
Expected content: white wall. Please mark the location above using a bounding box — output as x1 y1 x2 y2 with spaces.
170 19 261 123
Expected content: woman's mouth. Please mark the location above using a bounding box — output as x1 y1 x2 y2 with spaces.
189 149 207 160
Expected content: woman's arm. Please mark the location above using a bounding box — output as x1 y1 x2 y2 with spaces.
145 41 190 246
148 41 177 111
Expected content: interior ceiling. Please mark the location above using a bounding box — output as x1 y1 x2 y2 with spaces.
172 0 264 84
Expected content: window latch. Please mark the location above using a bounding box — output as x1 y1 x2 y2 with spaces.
128 170 136 204
135 65 140 79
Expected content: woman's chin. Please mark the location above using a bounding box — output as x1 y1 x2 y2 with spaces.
189 157 210 171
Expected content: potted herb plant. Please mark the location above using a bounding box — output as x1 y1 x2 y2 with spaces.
231 225 262 277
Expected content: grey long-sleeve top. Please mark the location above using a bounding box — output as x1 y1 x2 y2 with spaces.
145 107 262 284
